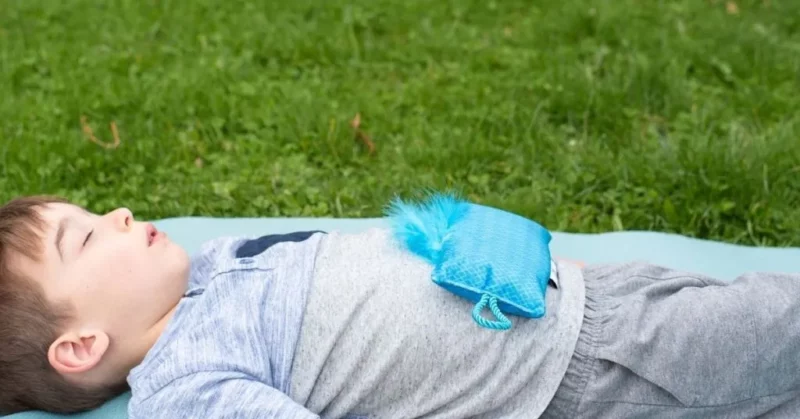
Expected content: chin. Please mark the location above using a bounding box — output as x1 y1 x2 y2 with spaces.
163 240 189 260
158 245 191 285
171 249 191 277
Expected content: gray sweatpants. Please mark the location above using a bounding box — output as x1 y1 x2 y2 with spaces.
540 262 800 419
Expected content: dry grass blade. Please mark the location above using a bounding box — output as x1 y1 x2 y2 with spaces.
80 115 121 149
350 112 376 156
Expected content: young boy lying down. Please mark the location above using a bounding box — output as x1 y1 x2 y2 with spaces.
1 195 800 419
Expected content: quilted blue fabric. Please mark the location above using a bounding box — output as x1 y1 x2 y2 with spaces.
432 203 553 323
386 195 553 329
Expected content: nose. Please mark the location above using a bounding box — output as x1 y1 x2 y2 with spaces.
109 207 134 231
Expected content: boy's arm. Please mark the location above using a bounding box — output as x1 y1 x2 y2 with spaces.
129 371 319 419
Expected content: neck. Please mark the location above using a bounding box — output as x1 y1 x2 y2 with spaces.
131 304 179 367
108 303 179 383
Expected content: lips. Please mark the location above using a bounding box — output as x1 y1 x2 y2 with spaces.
146 223 158 246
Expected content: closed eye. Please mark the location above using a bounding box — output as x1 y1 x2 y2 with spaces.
83 230 93 247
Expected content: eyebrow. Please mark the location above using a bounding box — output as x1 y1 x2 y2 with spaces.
55 217 70 261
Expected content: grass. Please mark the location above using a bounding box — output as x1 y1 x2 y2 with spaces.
1 0 799 246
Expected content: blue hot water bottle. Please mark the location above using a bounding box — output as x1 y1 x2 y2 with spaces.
386 193 553 330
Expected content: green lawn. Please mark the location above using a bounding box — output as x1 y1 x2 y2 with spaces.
2 0 799 246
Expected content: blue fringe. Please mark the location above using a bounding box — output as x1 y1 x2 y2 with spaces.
385 193 469 265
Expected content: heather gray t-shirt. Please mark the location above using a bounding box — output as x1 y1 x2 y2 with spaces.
291 228 586 418
126 228 585 419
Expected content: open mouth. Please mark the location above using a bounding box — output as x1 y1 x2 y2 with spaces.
146 223 159 246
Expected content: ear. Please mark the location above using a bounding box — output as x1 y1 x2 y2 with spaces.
48 330 110 376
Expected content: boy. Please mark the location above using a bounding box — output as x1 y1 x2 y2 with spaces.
1 196 799 418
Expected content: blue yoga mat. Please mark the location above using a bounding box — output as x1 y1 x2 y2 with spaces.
7 217 800 419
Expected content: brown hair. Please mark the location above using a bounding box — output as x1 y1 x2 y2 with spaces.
0 196 127 415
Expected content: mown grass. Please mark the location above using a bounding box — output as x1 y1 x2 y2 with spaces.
1 0 799 245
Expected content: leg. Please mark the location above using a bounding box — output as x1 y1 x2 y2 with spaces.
550 263 800 418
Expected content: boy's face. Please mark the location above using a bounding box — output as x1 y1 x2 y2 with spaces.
18 203 190 379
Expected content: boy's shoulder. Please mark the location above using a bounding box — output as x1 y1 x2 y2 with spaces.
187 230 326 289
127 230 327 416
186 236 240 289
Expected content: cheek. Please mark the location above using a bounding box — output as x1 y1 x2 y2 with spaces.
104 251 142 280
63 245 186 326
89 243 189 301
80 246 149 297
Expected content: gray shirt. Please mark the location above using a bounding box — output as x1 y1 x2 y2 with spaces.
126 228 585 418
291 228 586 418
127 233 325 419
